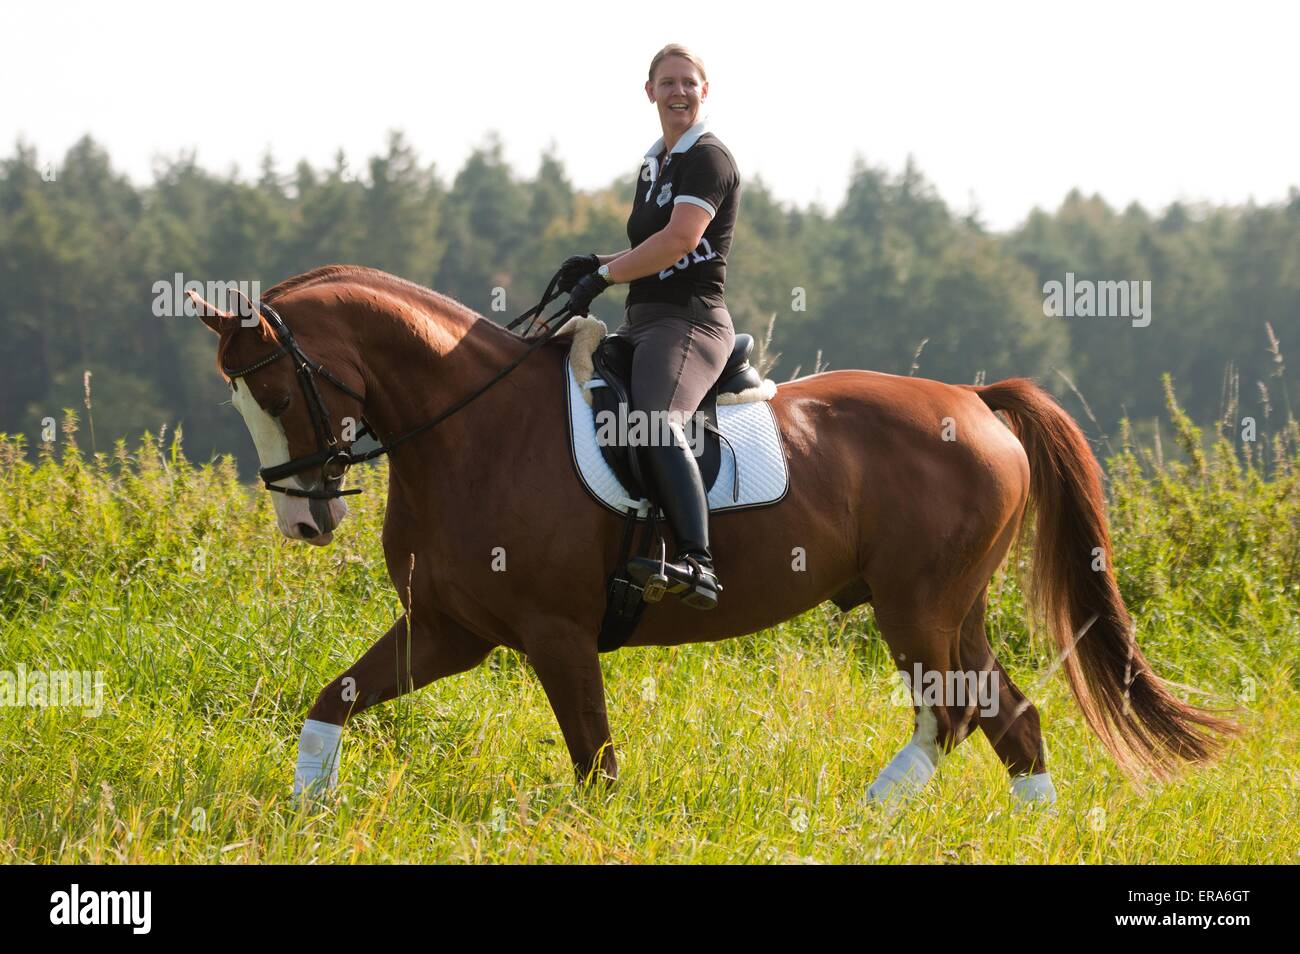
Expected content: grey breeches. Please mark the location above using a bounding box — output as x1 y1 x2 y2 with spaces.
617 299 736 424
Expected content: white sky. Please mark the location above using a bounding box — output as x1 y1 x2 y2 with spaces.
3 0 1296 231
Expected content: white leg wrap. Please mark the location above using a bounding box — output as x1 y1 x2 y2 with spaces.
293 718 343 798
1010 771 1057 805
867 708 941 805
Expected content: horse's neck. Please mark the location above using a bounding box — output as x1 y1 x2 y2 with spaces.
357 299 540 482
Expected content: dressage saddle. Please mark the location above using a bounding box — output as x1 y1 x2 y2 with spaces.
586 332 763 507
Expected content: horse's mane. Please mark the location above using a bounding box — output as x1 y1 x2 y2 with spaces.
217 265 531 377
264 264 497 334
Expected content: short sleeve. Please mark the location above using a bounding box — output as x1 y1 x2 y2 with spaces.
674 145 736 219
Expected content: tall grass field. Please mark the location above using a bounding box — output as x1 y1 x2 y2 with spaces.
1 378 1296 863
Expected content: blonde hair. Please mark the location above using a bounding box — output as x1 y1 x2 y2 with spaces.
648 44 708 85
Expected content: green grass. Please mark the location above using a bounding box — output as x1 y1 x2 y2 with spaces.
1 383 1297 864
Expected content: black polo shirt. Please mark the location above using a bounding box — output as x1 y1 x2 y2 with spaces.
625 121 741 308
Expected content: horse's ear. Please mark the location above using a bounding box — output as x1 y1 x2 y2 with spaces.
188 289 237 335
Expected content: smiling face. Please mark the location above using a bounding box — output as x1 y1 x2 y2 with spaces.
215 319 356 546
645 54 708 141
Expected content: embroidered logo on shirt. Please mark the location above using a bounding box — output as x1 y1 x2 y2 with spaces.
656 183 673 207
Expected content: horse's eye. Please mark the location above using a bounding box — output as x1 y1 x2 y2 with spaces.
268 394 291 418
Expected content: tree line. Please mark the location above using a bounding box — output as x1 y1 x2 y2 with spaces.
1 132 1295 471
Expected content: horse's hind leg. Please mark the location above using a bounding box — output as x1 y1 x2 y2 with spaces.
866 600 984 806
959 588 1057 805
294 610 494 797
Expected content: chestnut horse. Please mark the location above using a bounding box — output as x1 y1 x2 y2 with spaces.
196 265 1234 806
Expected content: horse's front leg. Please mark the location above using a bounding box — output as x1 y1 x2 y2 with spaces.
523 625 617 787
293 609 494 797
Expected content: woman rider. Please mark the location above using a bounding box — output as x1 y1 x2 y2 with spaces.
560 44 740 611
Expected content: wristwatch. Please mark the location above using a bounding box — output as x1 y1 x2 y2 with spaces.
597 263 614 284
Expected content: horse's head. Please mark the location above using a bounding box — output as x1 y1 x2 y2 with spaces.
195 289 364 545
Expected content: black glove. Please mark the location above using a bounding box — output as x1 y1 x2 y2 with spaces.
557 253 599 293
566 272 609 317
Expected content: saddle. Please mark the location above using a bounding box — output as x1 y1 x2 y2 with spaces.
586 332 764 506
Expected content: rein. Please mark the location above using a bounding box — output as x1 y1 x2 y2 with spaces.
222 268 577 499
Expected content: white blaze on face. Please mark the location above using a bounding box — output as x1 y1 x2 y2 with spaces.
230 381 347 541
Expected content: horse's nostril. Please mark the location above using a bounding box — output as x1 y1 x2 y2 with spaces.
296 522 319 539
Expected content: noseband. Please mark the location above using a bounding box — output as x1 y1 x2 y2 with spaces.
222 271 574 500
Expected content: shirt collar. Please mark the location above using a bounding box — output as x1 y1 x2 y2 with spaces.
643 117 709 162
641 118 709 194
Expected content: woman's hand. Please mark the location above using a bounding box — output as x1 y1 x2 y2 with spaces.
557 253 599 293
565 272 609 316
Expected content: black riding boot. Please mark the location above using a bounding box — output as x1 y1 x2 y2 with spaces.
626 423 723 610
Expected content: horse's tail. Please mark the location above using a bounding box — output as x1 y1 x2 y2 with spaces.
972 377 1238 779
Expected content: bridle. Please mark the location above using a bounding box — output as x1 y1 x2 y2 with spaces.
222 269 576 500
223 300 369 499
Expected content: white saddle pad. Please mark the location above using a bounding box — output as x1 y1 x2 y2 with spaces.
564 354 789 517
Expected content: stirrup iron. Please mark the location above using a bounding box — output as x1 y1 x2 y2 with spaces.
641 538 670 604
